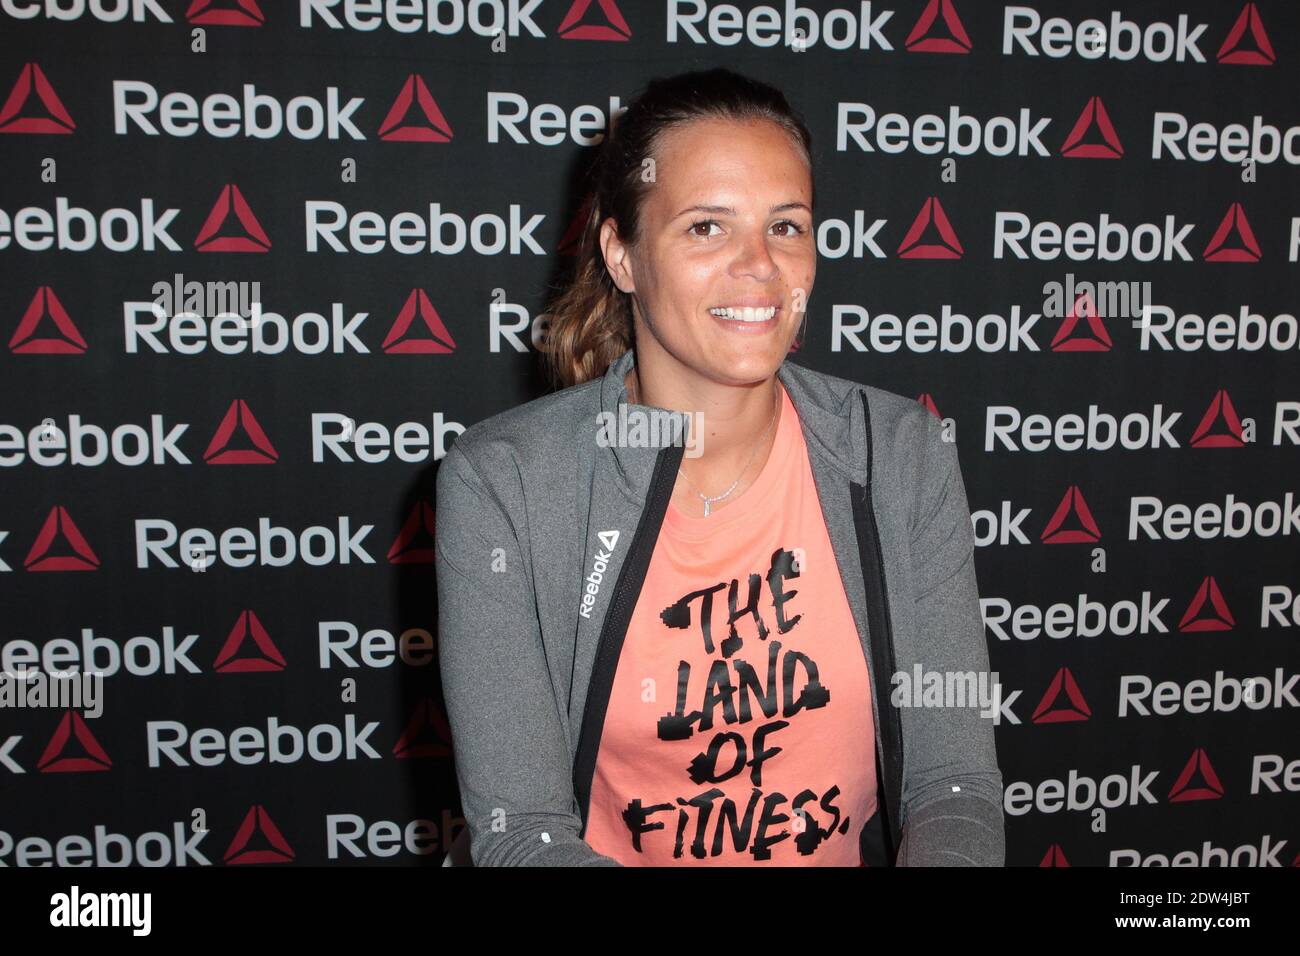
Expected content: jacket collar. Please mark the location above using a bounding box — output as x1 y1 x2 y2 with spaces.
597 347 869 499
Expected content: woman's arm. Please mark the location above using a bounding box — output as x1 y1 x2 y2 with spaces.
435 440 621 866
896 410 1007 866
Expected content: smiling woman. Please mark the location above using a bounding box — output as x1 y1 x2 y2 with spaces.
546 71 818 517
436 67 1006 867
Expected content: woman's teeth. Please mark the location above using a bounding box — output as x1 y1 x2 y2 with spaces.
708 306 778 322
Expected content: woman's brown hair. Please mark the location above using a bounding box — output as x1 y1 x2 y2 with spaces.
541 67 816 390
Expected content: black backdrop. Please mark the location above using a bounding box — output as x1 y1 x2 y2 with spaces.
2 0 1297 867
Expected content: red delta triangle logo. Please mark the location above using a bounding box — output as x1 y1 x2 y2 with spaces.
557 192 596 257
1050 292 1113 352
905 0 971 53
378 75 453 142
1040 485 1102 544
1059 96 1124 159
1178 575 1235 633
1168 747 1224 803
382 289 456 353
556 0 632 41
186 0 266 27
1189 388 1246 447
1217 2 1275 65
1203 202 1261 262
1039 844 1070 867
388 501 436 563
9 287 87 354
25 506 99 571
203 399 278 464
392 697 454 759
224 805 295 864
914 393 943 419
917 393 942 417
214 609 288 672
0 63 74 135
194 184 271 253
1031 667 1091 724
897 196 963 259
37 710 111 772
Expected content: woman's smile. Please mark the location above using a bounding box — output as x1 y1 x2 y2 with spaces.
707 304 782 334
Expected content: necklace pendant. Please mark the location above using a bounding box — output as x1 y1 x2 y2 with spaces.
702 499 711 517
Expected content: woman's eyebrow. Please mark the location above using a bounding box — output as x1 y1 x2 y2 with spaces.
673 201 812 218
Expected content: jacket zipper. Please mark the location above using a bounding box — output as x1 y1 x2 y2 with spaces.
851 390 904 863
572 441 685 835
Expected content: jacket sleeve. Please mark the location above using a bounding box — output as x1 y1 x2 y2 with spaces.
895 410 1007 866
435 440 622 866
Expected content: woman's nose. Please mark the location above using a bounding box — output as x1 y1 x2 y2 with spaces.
732 229 779 277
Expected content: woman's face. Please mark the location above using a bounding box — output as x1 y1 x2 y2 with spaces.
603 117 816 388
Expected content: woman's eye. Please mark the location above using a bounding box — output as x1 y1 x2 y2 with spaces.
689 220 809 238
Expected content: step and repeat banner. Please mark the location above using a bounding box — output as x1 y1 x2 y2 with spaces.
1 0 1296 868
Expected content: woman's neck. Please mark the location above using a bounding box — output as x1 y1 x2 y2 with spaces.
624 358 783 510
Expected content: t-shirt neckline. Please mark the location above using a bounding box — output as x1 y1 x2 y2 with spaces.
663 382 796 541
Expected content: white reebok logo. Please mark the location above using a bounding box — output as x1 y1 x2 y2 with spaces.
578 530 620 619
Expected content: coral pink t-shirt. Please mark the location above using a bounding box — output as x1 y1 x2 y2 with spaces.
584 381 877 865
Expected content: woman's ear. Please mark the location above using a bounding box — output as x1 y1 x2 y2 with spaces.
599 217 635 294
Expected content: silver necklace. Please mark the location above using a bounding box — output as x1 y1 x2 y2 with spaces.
628 373 780 517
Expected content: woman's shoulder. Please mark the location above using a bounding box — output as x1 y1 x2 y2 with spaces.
443 375 603 472
783 359 939 454
789 365 967 543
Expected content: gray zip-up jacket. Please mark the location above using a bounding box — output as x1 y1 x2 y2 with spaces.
435 347 1005 866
